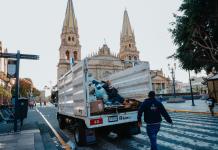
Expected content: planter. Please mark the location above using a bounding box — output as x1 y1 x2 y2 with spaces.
167 97 186 103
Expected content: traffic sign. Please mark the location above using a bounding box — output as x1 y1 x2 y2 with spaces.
0 52 39 60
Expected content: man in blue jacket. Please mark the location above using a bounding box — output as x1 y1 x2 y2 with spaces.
138 91 173 150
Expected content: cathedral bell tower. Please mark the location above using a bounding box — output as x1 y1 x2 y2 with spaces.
119 10 139 68
57 0 81 79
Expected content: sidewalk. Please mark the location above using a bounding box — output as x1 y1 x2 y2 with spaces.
0 109 46 150
163 99 218 116
0 129 44 150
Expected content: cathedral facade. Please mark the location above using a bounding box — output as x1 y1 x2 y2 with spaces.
57 0 171 94
57 0 139 80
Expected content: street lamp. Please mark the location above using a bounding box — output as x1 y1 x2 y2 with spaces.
188 70 195 106
168 63 176 97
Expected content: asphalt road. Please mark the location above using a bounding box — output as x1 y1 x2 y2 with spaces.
36 104 218 150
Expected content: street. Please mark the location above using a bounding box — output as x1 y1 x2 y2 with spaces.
35 104 218 150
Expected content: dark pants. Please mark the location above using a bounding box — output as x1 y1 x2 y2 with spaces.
146 123 161 150
209 107 214 116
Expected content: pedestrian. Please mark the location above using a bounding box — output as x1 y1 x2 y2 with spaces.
137 91 173 150
207 96 216 116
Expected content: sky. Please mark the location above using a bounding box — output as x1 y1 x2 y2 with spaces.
0 0 206 90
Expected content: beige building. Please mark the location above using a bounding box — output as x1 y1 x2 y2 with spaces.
0 41 9 87
57 0 140 80
150 69 171 94
57 0 174 95
87 44 124 80
57 0 81 79
119 10 140 68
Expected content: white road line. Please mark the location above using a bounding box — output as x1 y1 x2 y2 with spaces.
140 126 218 150
160 125 218 142
171 118 218 129
160 123 216 134
134 134 192 150
35 108 72 150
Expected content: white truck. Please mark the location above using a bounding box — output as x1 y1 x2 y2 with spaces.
57 58 152 145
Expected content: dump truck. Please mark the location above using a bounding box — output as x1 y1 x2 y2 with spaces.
57 58 152 145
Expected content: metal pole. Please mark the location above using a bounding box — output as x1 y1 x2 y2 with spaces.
188 70 195 106
173 69 176 97
14 51 20 132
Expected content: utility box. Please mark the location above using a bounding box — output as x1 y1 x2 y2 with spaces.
17 98 28 119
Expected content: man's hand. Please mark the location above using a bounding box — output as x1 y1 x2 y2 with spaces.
138 121 142 127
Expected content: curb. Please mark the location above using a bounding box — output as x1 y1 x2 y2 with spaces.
167 109 218 116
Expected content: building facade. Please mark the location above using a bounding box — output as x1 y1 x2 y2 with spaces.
57 0 141 80
150 69 171 94
0 41 8 87
57 0 173 95
119 10 140 68
57 0 81 79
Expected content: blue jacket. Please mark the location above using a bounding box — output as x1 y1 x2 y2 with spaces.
137 98 172 124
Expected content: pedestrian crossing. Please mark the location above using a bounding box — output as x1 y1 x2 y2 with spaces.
65 112 218 150
137 112 218 150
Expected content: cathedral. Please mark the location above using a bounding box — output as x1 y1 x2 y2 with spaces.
57 0 170 94
57 0 139 80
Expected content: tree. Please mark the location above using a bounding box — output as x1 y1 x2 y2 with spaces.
170 0 218 73
11 78 40 98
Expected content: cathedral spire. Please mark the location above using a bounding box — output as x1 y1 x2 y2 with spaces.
121 9 134 38
119 9 139 65
62 0 78 33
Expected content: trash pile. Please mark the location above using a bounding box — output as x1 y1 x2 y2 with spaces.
89 79 140 115
89 80 124 105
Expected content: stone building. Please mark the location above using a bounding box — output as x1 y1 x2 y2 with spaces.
0 41 9 87
88 44 124 80
57 0 81 79
57 0 140 80
119 10 140 68
150 69 171 94
57 0 172 94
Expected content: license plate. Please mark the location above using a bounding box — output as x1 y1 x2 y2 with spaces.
108 116 118 122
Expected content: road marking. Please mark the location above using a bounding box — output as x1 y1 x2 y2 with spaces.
167 109 218 116
36 108 71 150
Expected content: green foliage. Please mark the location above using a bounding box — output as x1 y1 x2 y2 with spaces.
170 0 218 73
11 78 40 98
0 85 12 100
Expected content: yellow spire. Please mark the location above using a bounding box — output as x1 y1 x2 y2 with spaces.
121 9 134 38
62 0 78 33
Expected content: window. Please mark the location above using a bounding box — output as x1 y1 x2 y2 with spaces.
72 37 74 41
65 51 70 60
129 56 131 60
129 44 131 48
134 56 137 60
74 51 77 61
68 36 71 41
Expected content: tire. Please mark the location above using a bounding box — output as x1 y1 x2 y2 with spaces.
74 125 86 146
58 116 66 129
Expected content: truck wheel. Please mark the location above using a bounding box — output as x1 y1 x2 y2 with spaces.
58 117 66 129
74 125 86 146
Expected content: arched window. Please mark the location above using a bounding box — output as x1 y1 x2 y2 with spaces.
74 51 78 61
65 51 70 60
129 44 131 48
68 36 71 41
